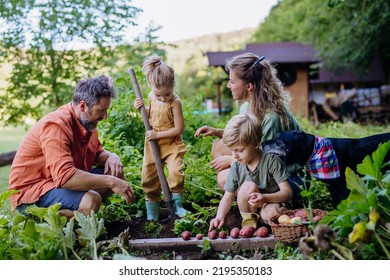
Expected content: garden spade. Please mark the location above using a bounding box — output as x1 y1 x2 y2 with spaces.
129 68 176 220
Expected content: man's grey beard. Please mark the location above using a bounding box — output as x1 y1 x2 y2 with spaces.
80 115 97 131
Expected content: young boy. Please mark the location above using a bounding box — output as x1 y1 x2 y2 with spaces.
209 112 293 231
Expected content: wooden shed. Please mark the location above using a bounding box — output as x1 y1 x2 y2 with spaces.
206 42 388 121
206 42 319 118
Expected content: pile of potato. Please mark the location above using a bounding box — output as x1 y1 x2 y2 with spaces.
181 226 270 240
276 209 323 225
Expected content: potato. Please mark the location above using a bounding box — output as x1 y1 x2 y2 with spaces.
256 226 269 238
181 230 191 240
230 227 240 239
290 217 302 224
208 229 218 240
239 226 255 238
277 214 291 224
195 233 203 240
312 215 322 222
295 209 307 218
219 230 227 239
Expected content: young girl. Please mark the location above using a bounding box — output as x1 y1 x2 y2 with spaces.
134 55 188 220
194 53 302 194
209 112 293 230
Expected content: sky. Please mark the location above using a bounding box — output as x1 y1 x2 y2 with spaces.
129 0 280 42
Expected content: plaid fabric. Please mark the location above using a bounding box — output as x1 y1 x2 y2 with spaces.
305 136 340 179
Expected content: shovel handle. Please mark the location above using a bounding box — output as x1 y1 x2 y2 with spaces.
128 68 176 219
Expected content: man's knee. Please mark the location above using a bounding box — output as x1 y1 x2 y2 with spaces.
78 191 102 215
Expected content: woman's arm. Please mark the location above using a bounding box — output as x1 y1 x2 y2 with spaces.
194 126 224 138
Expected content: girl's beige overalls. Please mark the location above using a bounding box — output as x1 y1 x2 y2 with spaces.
142 95 186 202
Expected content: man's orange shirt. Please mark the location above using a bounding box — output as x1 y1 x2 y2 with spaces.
9 103 104 209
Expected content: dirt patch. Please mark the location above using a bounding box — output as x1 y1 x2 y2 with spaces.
103 207 246 260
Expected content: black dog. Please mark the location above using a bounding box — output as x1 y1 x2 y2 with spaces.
262 130 390 207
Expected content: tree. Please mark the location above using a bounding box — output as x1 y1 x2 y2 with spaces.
0 0 146 126
252 0 390 80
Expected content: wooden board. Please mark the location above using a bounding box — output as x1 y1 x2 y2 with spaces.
128 235 276 252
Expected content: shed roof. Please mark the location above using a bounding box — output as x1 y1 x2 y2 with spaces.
245 42 318 63
206 42 319 67
206 50 245 67
206 42 386 84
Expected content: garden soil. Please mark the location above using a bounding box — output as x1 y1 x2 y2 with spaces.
103 207 244 260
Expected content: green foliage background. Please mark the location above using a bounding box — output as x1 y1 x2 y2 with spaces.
252 0 390 75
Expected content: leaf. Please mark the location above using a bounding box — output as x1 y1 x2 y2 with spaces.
368 207 379 227
12 213 29 225
43 204 68 231
357 141 390 180
348 221 371 244
366 189 378 208
0 190 19 207
25 204 50 222
74 211 105 260
63 218 76 251
345 167 368 195
382 172 390 184
75 211 105 241
19 219 40 244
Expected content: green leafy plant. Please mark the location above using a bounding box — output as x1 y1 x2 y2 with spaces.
74 210 105 260
173 203 218 236
198 239 212 257
8 204 70 260
322 141 390 259
144 221 164 238
32 204 77 260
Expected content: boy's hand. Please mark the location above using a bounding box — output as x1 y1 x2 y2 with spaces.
248 192 266 208
134 98 144 110
209 217 224 231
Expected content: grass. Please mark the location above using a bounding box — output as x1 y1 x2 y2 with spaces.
0 126 27 194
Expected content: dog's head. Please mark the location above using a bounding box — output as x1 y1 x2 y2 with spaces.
262 138 287 157
262 130 315 166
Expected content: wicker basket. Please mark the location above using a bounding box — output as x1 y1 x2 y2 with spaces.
269 209 327 243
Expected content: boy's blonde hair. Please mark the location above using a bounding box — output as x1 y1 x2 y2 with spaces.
223 112 262 147
143 55 175 89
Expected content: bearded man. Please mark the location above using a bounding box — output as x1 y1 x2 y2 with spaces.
9 75 135 218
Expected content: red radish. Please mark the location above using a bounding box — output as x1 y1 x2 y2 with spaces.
208 229 218 239
195 233 203 240
181 230 191 240
239 226 255 238
219 231 227 239
256 226 269 238
230 227 240 239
